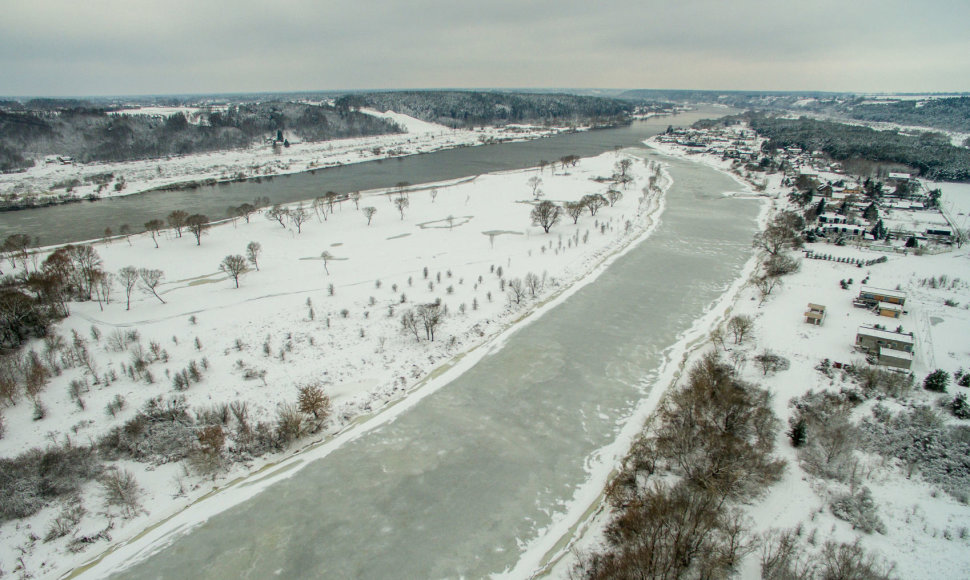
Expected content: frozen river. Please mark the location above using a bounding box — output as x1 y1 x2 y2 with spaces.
79 151 761 579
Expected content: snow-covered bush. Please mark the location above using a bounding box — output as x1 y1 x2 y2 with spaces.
98 396 196 463
829 487 886 534
860 406 970 499
0 442 101 522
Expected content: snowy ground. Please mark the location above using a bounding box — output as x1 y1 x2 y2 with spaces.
0 149 664 579
547 139 970 579
0 109 569 206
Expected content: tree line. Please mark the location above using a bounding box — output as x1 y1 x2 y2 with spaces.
0 101 403 172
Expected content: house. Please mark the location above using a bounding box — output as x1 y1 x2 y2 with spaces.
877 347 913 370
858 285 906 307
816 184 834 198
855 325 914 354
888 172 912 181
804 303 826 325
818 213 847 224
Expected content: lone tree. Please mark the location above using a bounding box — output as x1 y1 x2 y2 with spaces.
118 266 139 310
363 206 377 225
394 195 410 220
350 191 361 210
246 241 262 271
119 224 132 245
320 251 334 274
167 210 188 238
144 219 165 248
581 193 608 216
138 268 165 304
531 200 562 233
219 255 249 288
185 214 209 245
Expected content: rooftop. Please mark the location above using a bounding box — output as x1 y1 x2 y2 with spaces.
857 325 914 344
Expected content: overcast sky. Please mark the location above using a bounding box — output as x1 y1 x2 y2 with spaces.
3 0 968 97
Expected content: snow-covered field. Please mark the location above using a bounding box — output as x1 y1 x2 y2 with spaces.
548 139 970 579
0 148 665 579
0 109 569 206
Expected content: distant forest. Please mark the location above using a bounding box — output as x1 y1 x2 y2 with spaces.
736 113 970 181
334 91 633 129
843 96 970 133
0 91 636 173
0 101 403 172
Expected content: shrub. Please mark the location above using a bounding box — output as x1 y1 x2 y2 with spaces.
830 487 886 534
0 442 102 522
297 382 332 422
99 467 143 519
950 393 970 419
275 404 312 446
924 369 950 392
98 396 195 463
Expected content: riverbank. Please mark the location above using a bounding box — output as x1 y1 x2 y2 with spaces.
0 110 576 211
545 136 970 579
0 148 669 579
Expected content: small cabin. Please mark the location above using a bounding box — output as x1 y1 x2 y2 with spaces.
804 303 826 326
876 302 902 319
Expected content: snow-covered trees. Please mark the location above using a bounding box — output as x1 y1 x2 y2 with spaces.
267 204 289 228
923 369 949 392
400 302 448 341
246 241 262 271
363 206 377 225
565 201 585 225
530 200 562 233
289 203 309 234
219 255 249 288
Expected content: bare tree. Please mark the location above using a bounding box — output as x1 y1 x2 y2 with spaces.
144 219 164 248
185 214 209 245
565 201 585 225
289 203 309 234
429 189 438 203
118 266 139 310
525 272 544 297
119 224 132 245
312 196 328 221
350 191 361 210
246 241 262 271
507 278 526 304
394 195 410 220
237 203 257 223
138 268 166 304
400 309 421 340
416 301 447 341
530 200 562 233
527 176 543 200
167 210 188 238
728 315 753 344
606 188 623 207
581 193 608 216
267 204 289 228
325 191 339 214
363 206 377 225
320 251 334 274
3 233 32 272
220 255 248 288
